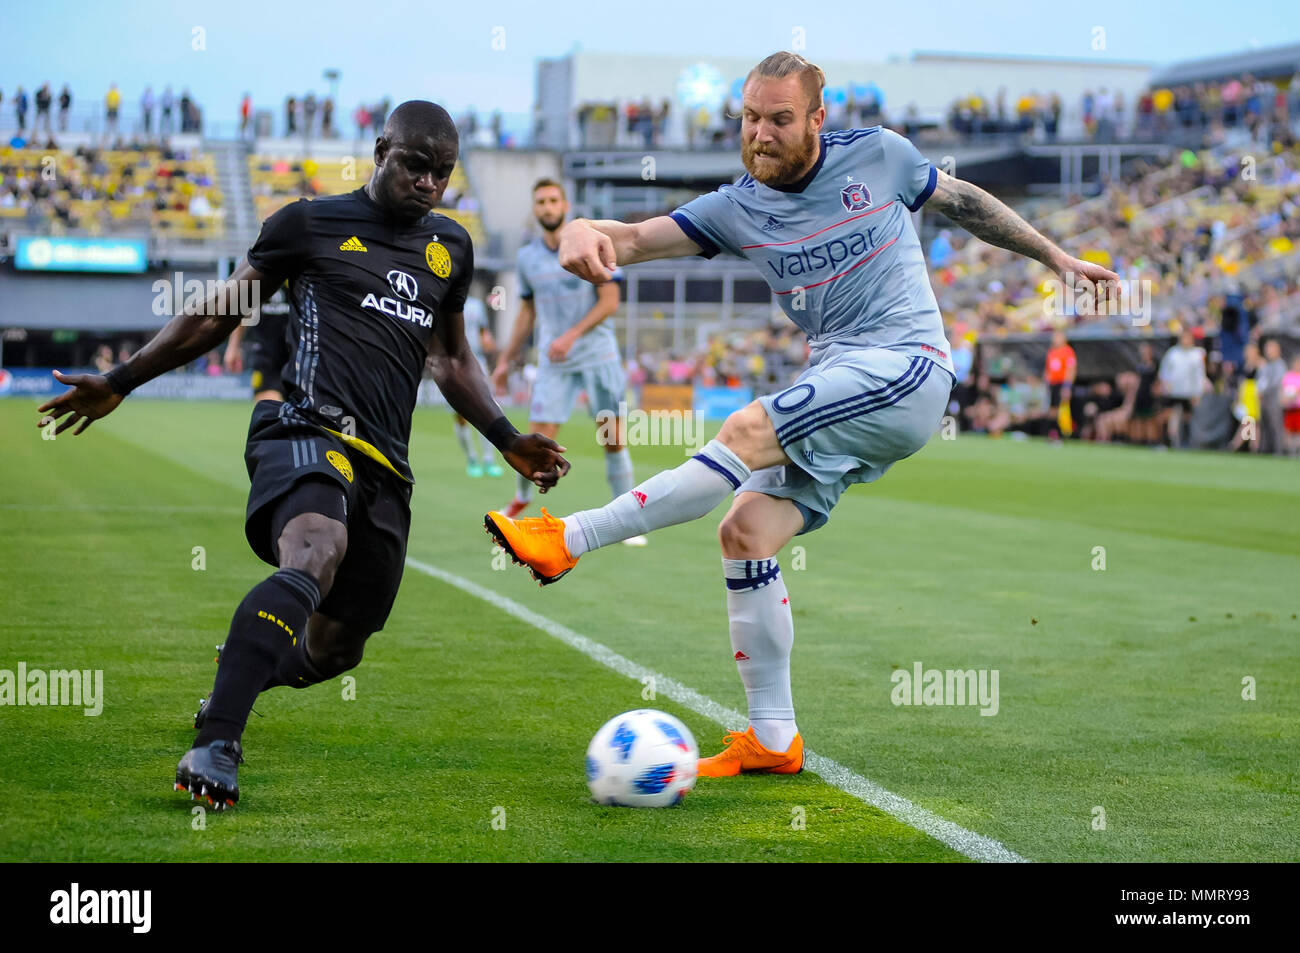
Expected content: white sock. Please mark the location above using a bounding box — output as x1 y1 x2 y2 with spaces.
605 447 634 499
453 421 475 464
562 439 749 557
515 471 534 504
723 556 797 752
478 431 495 464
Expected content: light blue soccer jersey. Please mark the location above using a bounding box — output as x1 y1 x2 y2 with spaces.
670 127 953 375
462 296 488 363
517 237 622 372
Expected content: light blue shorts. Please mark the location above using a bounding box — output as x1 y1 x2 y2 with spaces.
739 349 954 534
529 361 627 424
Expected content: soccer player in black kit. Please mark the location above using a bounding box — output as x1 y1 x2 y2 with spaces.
36 102 570 809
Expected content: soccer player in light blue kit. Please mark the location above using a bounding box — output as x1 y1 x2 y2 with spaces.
493 178 644 544
450 293 504 477
487 53 1118 775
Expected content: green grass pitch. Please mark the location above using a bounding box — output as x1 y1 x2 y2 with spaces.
1 397 1296 861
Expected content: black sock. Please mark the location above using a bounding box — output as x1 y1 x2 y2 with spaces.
194 568 321 746
262 632 327 690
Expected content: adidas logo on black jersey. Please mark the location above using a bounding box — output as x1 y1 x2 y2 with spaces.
339 236 368 252
761 216 784 232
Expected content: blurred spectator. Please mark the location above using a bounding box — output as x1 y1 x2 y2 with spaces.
141 85 156 136
322 98 334 138
34 83 52 135
180 89 198 133
285 95 297 135
239 93 251 139
160 85 174 134
1282 356 1300 454
58 84 72 131
1159 329 1207 447
1128 342 1164 444
15 86 28 131
1257 337 1288 453
303 93 318 138
105 83 121 135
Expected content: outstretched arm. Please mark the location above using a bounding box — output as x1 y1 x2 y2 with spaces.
559 215 701 283
428 306 570 491
37 259 276 435
927 169 1119 286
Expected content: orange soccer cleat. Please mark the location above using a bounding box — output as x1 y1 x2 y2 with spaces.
697 727 804 777
484 507 578 586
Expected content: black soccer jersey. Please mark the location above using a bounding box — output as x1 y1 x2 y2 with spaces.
245 188 473 482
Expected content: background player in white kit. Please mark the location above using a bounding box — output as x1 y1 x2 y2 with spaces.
450 292 503 477
487 53 1118 776
492 178 645 544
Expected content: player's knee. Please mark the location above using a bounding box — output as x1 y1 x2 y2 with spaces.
277 514 348 595
717 510 766 559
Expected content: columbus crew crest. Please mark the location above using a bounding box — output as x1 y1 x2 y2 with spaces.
425 241 452 278
840 182 871 212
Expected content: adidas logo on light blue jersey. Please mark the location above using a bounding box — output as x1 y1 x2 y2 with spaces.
761 215 784 232
802 448 815 465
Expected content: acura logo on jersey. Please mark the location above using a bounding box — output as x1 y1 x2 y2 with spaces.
386 270 419 301
362 271 430 327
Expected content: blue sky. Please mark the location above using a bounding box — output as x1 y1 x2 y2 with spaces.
3 0 1298 134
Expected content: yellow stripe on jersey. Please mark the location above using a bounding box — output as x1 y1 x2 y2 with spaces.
321 427 411 483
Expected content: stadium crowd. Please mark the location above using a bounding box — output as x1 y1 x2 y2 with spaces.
3 83 202 137
0 138 222 234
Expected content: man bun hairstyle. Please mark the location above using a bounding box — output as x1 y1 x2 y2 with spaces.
746 51 826 114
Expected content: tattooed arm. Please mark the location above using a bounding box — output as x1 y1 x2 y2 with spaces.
927 169 1119 287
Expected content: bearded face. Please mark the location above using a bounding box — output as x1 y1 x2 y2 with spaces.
741 121 819 185
738 76 824 186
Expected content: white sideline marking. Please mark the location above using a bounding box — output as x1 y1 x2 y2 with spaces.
405 557 1029 863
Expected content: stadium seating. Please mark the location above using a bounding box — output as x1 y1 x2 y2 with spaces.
0 143 223 238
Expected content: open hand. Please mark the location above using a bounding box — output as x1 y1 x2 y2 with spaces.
36 370 124 436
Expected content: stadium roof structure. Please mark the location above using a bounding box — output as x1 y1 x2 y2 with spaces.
1151 43 1300 87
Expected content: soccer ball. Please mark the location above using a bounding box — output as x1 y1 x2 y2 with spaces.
585 709 698 807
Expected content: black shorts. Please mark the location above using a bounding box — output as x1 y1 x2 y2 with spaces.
1164 396 1194 414
243 400 413 633
1048 383 1068 407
